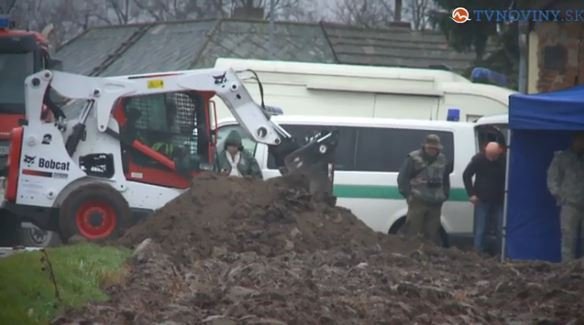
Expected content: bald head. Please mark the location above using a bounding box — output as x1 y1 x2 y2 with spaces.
485 142 501 161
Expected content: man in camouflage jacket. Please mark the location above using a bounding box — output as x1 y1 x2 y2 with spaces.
547 132 584 262
398 134 451 246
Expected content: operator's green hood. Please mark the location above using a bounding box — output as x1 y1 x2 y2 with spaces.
224 130 243 150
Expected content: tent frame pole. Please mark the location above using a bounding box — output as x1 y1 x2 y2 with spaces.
501 129 512 263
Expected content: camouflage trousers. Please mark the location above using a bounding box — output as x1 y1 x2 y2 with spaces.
404 198 443 246
560 204 584 262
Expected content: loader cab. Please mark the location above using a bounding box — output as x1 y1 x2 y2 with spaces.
113 90 213 188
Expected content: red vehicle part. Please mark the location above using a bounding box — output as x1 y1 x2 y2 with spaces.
5 127 23 202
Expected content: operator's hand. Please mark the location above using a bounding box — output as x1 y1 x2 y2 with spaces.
469 195 480 205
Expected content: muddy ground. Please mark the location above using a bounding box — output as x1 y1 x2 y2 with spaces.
54 174 584 324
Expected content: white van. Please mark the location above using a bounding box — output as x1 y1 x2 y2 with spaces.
213 58 515 123
216 116 507 246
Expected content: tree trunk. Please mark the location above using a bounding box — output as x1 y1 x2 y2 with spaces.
394 0 402 22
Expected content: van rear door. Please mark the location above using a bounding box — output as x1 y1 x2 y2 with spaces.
474 114 508 152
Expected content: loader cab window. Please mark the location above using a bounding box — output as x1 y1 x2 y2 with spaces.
122 91 209 169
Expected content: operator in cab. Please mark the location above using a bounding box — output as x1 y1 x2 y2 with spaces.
123 105 200 174
214 130 262 179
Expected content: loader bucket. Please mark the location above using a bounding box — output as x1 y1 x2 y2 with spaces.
272 130 338 205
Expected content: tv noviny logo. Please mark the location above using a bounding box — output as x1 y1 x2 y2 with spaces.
451 7 471 24
450 7 584 24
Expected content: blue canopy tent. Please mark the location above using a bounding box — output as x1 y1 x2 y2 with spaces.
504 85 584 262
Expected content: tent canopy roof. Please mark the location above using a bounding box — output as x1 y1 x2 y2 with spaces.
509 85 584 130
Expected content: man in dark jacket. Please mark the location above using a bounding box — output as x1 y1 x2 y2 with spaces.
398 134 451 245
463 142 506 254
214 130 263 179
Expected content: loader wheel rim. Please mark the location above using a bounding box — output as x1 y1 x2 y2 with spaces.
75 201 117 239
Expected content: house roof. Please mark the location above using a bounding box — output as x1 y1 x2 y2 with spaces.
321 22 476 71
56 18 478 76
192 20 336 68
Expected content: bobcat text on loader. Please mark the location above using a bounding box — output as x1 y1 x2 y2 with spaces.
1 69 338 242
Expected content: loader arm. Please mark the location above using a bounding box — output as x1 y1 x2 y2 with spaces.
24 69 338 202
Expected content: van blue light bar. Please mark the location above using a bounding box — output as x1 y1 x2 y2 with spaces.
0 16 11 29
447 108 460 122
471 67 508 87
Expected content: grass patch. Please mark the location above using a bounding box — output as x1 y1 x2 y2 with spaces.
0 243 130 325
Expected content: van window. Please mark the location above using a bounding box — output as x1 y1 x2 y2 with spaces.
267 124 356 170
355 128 454 172
216 125 257 155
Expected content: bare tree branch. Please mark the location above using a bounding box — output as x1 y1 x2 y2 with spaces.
0 0 17 14
108 0 131 24
406 0 433 31
132 0 163 21
334 0 394 28
8 0 317 47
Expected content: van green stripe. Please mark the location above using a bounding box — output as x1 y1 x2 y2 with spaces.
333 185 468 202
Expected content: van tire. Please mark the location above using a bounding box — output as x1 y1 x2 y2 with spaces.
58 184 130 243
388 217 406 235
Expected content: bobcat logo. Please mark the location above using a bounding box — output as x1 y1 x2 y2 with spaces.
24 155 36 166
213 72 227 85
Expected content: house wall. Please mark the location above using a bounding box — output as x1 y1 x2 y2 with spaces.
534 22 584 92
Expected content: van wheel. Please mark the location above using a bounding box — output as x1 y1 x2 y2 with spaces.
388 217 406 235
59 184 130 243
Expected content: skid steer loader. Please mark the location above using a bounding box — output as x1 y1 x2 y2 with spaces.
1 68 338 242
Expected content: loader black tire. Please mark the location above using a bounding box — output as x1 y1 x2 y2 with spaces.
58 184 131 243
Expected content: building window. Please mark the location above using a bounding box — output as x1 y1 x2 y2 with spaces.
543 45 567 72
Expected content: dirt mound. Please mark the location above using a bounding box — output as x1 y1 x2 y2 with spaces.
119 173 412 263
55 244 584 325
54 174 584 324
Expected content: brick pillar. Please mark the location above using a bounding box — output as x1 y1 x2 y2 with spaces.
536 23 584 92
578 25 584 87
